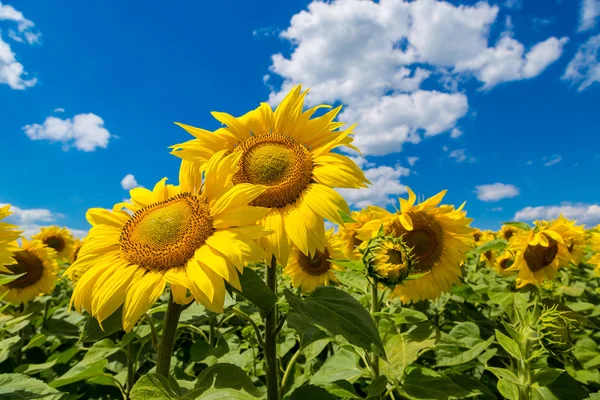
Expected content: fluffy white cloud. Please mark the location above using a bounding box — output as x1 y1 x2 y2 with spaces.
544 154 562 166
266 0 566 157
563 34 600 91
0 1 39 43
578 0 600 32
475 183 520 202
515 203 600 227
54 107 65 113
0 36 36 89
121 174 140 190
23 113 112 152
0 203 87 238
448 148 476 163
337 164 409 208
407 156 419 166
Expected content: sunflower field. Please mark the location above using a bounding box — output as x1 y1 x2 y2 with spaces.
2 87 600 400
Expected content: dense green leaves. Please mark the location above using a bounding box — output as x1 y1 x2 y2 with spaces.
0 373 63 400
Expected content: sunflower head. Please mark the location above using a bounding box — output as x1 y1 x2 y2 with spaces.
170 85 369 266
0 239 58 304
494 250 516 276
363 234 414 287
538 305 578 355
337 206 388 260
0 205 22 271
471 229 483 244
500 224 522 241
32 226 74 260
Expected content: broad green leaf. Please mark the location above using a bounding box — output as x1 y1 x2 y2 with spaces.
448 374 497 400
0 273 25 285
189 363 261 397
400 366 471 399
495 329 521 359
14 359 57 375
449 321 481 348
531 368 564 387
532 386 560 400
285 287 385 358
195 388 259 400
497 379 520 400
393 308 428 325
130 373 180 399
334 270 369 294
310 348 364 386
486 367 519 383
231 268 277 313
178 303 209 325
503 221 531 231
22 333 46 351
0 373 63 400
290 385 336 400
473 239 508 254
323 380 359 399
329 259 365 272
287 312 329 350
382 322 438 379
338 210 358 224
79 307 123 343
366 376 387 399
43 318 81 338
0 336 20 364
436 335 495 367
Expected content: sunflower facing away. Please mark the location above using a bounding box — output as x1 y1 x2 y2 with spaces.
357 187 473 303
509 217 580 289
336 206 388 260
283 229 345 293
65 152 270 332
0 205 22 271
170 85 369 266
33 226 74 261
0 238 58 304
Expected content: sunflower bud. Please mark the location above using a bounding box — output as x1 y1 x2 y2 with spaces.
362 235 414 287
538 305 577 355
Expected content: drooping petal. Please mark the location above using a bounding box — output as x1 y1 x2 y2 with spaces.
303 184 350 226
123 270 166 332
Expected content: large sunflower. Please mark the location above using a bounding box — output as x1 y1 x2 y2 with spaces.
33 226 74 261
336 206 388 260
357 188 473 302
283 229 345 293
65 152 270 332
509 218 576 289
0 239 58 304
0 205 22 271
170 85 369 266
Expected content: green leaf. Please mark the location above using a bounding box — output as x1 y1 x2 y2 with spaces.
366 376 387 399
400 366 471 399
231 268 277 313
497 379 520 400
285 287 385 358
495 329 521 359
79 307 123 344
393 308 428 325
436 335 495 367
14 359 57 375
130 373 180 399
503 221 531 231
43 318 80 338
0 273 25 285
532 369 564 387
448 374 497 400
0 373 63 400
382 322 439 379
329 259 365 272
334 269 369 294
473 239 508 254
338 210 358 224
287 312 329 351
290 385 336 400
0 336 20 364
22 333 46 352
486 367 519 384
195 388 259 400
189 363 261 398
310 348 364 386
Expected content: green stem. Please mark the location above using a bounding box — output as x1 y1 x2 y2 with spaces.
233 308 265 349
370 281 380 379
280 348 302 397
156 292 183 377
126 342 135 395
144 313 159 350
265 256 280 400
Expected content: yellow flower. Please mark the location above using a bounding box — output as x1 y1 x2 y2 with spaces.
0 238 58 304
283 229 345 293
358 187 473 302
0 205 22 272
33 226 74 261
493 250 516 277
471 229 483 245
589 229 600 274
363 235 413 286
65 152 271 332
171 85 369 266
72 238 85 264
559 217 586 266
510 217 577 289
336 206 388 260
500 224 522 241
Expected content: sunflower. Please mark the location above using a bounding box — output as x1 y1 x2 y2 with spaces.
559 217 586 266
170 85 369 266
589 229 600 273
500 224 521 241
72 238 85 264
33 226 74 261
357 187 473 302
64 152 271 332
471 229 483 245
336 206 388 260
0 238 58 304
509 218 576 289
493 250 516 277
363 235 413 286
0 205 22 272
283 229 345 293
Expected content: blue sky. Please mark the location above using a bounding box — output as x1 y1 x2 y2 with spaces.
1 0 599 236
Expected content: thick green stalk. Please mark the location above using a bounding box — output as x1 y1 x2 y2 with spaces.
156 292 183 377
265 256 280 400
126 342 135 395
370 281 380 379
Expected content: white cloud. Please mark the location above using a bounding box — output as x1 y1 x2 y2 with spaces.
515 203 600 227
0 2 40 43
578 0 600 32
121 174 140 190
475 183 520 202
0 36 37 89
448 148 476 163
563 34 600 91
0 203 87 239
407 156 419 166
337 164 409 208
543 154 562 166
450 127 463 138
53 107 65 113
504 0 522 9
23 113 112 152
489 207 504 211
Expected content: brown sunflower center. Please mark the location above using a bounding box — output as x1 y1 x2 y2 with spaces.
298 248 331 276
233 133 313 208
473 232 481 242
524 238 559 272
119 193 213 271
389 212 443 273
500 258 513 270
352 235 363 248
4 250 45 289
503 230 514 240
44 235 65 253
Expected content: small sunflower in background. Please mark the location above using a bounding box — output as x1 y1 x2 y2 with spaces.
33 226 74 261
283 229 345 293
336 206 388 260
357 187 473 303
557 217 586 266
0 205 22 270
509 217 577 289
0 239 58 304
589 228 600 273
500 224 522 242
471 229 483 245
65 152 271 332
72 238 85 264
493 250 516 277
171 85 369 266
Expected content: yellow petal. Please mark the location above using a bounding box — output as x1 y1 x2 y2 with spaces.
210 183 267 217
399 214 414 231
123 270 166 332
303 184 350 225
211 111 251 142
542 229 565 245
206 231 265 271
213 206 271 229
